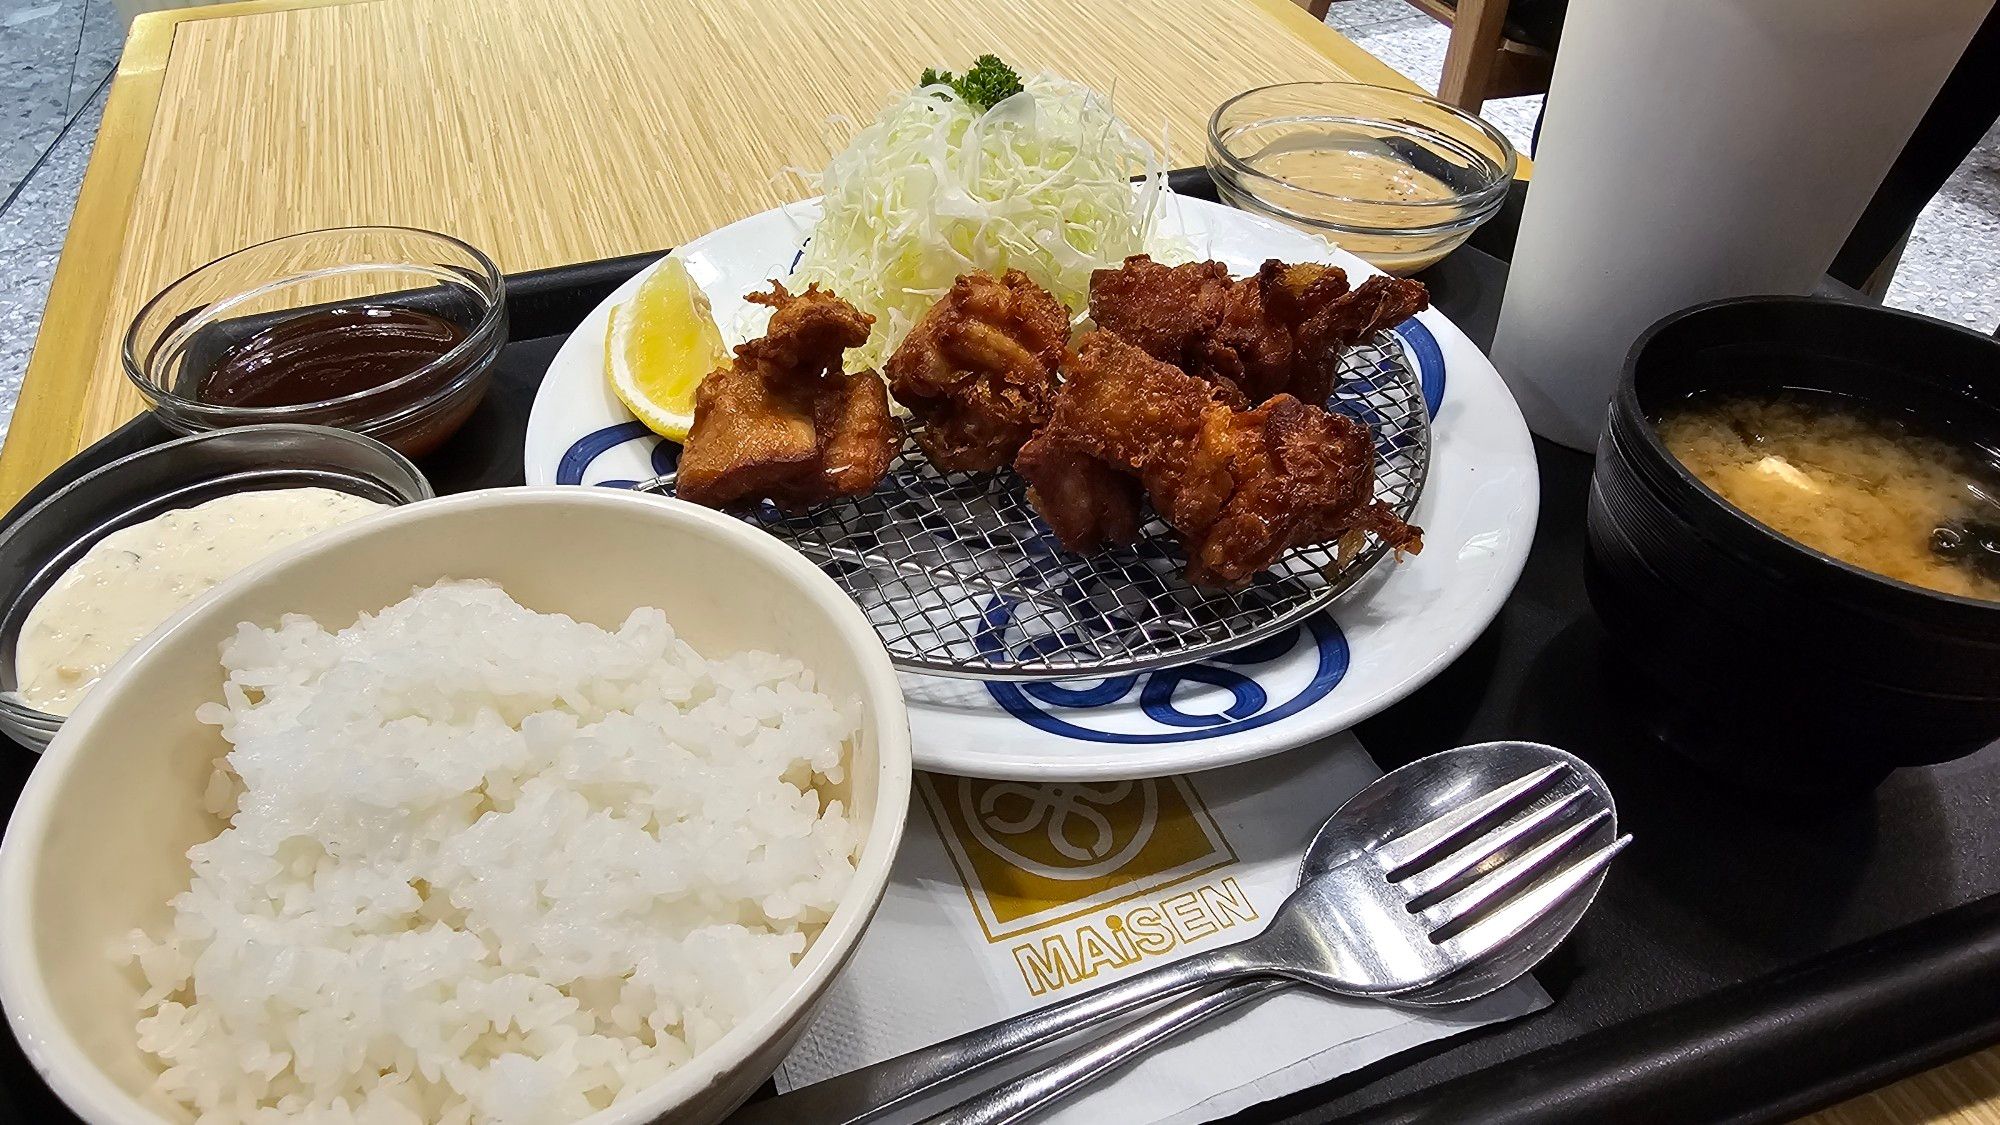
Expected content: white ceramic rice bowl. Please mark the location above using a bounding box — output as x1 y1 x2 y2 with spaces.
0 486 913 1124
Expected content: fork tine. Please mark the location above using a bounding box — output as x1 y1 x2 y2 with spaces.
1375 763 1571 873
1422 810 1612 931
1434 833 1632 965
1399 787 1593 901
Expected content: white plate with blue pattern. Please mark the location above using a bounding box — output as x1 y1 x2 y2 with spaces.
525 195 1537 780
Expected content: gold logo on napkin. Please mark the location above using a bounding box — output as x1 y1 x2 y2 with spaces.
921 775 1236 943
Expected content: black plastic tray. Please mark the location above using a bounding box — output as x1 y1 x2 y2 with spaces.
2 178 1997 1125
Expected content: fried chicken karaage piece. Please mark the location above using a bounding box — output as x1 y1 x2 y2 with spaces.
1019 331 1419 586
1013 437 1144 550
676 283 898 511
886 270 1070 472
1186 393 1422 586
1082 256 1234 386
1204 261 1357 405
1088 255 1430 407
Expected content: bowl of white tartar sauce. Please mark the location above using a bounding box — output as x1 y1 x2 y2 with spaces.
0 425 431 751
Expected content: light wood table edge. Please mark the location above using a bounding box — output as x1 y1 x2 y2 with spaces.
1248 0 1435 90
0 20 167 508
0 0 383 509
1248 0 1532 178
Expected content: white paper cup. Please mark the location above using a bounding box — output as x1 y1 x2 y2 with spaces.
1489 0 1991 450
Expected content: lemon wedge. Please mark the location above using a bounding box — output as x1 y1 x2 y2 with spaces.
605 256 730 441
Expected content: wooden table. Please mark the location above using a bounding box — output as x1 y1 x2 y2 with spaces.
0 0 1992 1120
0 0 1426 504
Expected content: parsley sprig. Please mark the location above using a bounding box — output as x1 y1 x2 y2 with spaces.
918 55 1026 112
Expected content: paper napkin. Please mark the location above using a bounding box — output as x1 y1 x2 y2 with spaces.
775 734 1549 1123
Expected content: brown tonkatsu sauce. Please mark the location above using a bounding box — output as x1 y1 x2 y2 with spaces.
197 306 467 407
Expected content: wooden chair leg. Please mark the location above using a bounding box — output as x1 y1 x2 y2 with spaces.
1291 0 1335 21
1438 0 1511 113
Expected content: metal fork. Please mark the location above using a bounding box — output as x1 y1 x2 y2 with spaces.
734 743 1630 1125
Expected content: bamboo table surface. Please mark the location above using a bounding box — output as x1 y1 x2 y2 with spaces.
0 0 1994 1120
0 0 1434 505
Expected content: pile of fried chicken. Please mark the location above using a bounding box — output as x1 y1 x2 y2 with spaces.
675 255 1427 588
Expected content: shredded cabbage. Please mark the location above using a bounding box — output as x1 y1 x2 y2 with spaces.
789 73 1171 370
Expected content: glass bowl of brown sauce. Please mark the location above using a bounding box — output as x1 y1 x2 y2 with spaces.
123 227 506 459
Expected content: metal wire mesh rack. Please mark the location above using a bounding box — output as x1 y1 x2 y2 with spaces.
640 335 1430 680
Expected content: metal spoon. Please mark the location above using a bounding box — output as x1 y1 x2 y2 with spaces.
733 742 1629 1125
920 742 1626 1124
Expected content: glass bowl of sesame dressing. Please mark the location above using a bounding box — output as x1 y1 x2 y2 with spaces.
1207 82 1517 275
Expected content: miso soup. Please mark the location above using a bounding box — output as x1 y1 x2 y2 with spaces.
1656 393 2000 601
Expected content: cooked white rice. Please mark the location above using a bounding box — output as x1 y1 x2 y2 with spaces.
124 580 860 1124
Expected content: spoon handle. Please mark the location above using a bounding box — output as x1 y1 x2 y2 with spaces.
921 977 1291 1125
730 942 1256 1124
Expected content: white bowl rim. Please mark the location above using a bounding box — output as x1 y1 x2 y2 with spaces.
0 486 914 1125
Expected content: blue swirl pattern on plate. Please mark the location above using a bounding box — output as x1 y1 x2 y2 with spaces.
557 421 656 485
1395 319 1446 417
983 616 1349 744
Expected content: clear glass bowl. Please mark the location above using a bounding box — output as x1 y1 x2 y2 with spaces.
123 227 507 459
0 425 432 753
1207 82 1518 274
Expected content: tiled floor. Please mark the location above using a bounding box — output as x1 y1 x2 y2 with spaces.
0 0 116 200
0 0 1994 446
